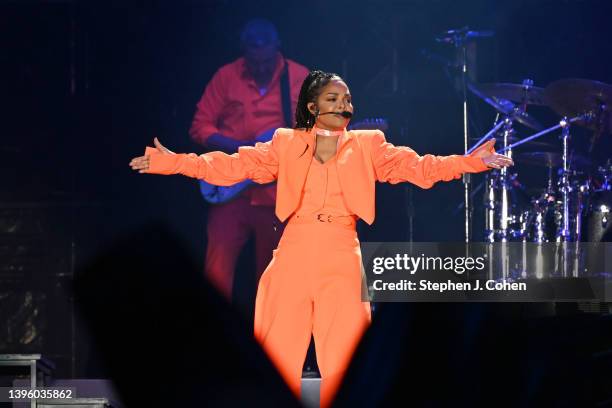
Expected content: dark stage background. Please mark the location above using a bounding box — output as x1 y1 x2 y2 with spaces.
1 0 612 378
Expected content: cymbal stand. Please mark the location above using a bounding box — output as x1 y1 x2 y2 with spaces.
478 116 516 243
438 28 474 242
458 37 471 243
497 114 586 154
479 120 506 242
468 118 505 154
557 117 572 242
481 117 514 279
498 115 586 241
437 27 495 242
499 117 514 242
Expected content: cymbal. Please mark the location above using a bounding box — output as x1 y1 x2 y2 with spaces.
544 78 612 133
468 82 544 130
476 82 546 105
514 151 591 168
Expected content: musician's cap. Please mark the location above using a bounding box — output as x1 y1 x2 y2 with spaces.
240 18 279 48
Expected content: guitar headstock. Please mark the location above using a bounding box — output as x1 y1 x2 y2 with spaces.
348 117 389 132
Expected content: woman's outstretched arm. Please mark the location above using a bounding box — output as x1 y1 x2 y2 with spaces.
129 133 280 186
369 130 512 189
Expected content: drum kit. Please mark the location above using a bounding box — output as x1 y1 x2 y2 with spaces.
431 27 611 279
470 78 612 246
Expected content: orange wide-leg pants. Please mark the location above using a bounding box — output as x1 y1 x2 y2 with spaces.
254 219 371 407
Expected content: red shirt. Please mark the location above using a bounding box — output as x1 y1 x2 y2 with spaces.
190 54 308 206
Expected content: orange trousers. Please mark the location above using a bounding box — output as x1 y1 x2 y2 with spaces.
254 218 371 407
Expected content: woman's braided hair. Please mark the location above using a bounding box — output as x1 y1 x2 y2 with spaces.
294 70 342 129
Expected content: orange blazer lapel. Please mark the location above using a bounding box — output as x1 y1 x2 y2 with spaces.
336 130 376 225
275 128 314 222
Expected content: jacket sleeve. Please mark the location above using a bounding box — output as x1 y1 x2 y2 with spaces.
143 130 280 186
370 130 492 189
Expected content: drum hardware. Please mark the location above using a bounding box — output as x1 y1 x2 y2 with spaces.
480 117 518 243
513 151 591 169
533 190 556 243
544 78 612 155
436 27 496 242
468 81 544 131
543 78 612 134
581 183 612 242
483 172 529 239
496 114 588 153
468 118 505 154
470 80 544 244
558 119 572 242
470 81 596 244
457 74 612 279
475 81 546 106
499 118 515 242
578 163 612 243
596 162 612 191
471 134 554 148
494 115 587 245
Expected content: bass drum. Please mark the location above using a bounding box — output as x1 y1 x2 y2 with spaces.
581 190 612 242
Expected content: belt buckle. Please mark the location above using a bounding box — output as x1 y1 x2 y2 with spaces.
317 213 332 223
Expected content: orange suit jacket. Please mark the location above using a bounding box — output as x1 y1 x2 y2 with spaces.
144 128 493 225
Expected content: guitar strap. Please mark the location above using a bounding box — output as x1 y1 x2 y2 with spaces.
280 58 292 128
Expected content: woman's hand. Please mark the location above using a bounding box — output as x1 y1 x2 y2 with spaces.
129 137 175 173
472 138 514 169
